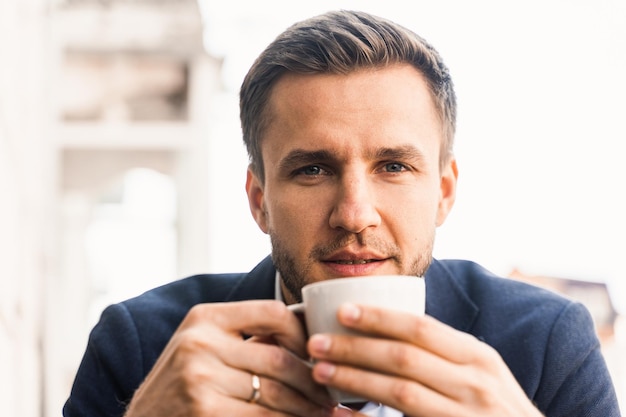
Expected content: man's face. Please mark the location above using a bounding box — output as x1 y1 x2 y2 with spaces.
246 64 457 303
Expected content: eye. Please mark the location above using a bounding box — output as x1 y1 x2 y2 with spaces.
384 162 408 173
296 165 329 176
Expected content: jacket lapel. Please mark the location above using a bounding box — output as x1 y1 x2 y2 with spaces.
425 259 479 334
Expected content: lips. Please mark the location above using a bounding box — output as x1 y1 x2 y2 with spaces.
322 249 387 265
331 259 377 265
321 253 387 277
321 248 388 265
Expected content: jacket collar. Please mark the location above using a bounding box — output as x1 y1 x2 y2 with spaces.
224 256 276 301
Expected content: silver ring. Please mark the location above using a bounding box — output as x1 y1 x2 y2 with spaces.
248 374 261 404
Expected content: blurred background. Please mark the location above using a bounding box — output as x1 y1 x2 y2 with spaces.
1 0 624 415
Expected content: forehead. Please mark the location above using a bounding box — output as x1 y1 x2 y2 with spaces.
270 65 435 113
262 65 443 160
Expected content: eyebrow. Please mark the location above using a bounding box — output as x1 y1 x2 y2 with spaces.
278 149 336 173
370 144 426 163
278 144 426 173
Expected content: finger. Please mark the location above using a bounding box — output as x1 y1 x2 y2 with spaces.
230 371 334 417
226 339 334 408
332 407 369 417
154 327 333 417
308 333 462 397
199 389 324 417
336 304 485 363
312 361 463 417
184 300 309 357
189 315 332 408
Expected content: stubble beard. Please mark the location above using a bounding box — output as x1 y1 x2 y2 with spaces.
270 230 435 303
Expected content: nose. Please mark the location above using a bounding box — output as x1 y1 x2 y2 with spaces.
328 175 382 233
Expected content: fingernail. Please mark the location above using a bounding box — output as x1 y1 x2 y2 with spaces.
309 334 331 353
333 407 354 416
315 361 336 382
339 303 361 323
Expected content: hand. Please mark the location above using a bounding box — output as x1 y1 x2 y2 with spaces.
124 300 335 417
307 304 545 417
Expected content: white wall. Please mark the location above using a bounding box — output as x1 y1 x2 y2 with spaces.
0 0 54 415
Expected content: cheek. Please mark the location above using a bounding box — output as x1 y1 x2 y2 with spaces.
393 205 435 232
266 193 328 237
385 189 440 231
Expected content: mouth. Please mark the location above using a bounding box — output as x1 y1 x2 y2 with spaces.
330 259 379 265
321 249 390 272
320 255 388 276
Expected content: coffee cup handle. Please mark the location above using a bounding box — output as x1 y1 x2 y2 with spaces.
287 302 305 314
282 302 314 367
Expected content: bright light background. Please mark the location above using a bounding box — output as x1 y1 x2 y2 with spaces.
197 0 626 312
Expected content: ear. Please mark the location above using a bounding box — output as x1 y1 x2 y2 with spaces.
436 158 458 226
245 167 269 233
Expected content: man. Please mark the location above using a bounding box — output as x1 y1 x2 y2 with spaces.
64 10 620 417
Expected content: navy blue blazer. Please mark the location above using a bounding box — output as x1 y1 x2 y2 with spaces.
63 257 621 416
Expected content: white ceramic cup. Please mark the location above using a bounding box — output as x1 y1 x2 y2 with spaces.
288 275 425 403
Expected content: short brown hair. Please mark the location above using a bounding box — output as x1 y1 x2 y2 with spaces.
240 10 456 181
